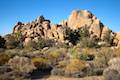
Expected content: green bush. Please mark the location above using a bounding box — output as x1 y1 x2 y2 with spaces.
79 37 98 48
77 26 98 48
26 38 56 50
64 27 80 45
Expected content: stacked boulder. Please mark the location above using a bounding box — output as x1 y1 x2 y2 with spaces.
13 16 66 46
62 10 114 41
60 10 116 47
13 10 120 48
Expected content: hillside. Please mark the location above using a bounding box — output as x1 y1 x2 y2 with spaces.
0 10 120 80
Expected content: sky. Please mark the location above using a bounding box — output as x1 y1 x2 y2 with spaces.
0 0 120 36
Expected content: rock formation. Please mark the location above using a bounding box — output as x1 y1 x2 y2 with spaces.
62 10 115 41
12 10 120 48
13 16 66 46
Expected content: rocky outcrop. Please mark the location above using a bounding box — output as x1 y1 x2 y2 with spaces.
65 10 115 41
13 16 66 46
67 10 93 30
13 10 119 48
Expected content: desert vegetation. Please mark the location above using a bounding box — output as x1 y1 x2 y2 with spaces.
0 29 120 80
0 10 120 80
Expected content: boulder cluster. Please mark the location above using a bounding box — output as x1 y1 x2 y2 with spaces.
13 16 66 46
11 10 120 48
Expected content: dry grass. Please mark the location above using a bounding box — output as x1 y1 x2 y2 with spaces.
65 59 87 73
32 57 50 67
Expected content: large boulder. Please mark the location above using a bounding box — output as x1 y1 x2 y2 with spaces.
67 10 104 39
24 37 32 46
103 57 120 80
68 10 93 30
8 56 36 73
89 19 103 39
114 32 120 48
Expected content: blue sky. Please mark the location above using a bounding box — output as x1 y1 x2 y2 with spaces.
0 0 120 35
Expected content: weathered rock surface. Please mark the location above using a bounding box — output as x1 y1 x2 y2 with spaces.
67 10 93 30
103 57 120 80
65 10 115 41
12 10 119 48
13 16 66 46
114 32 120 48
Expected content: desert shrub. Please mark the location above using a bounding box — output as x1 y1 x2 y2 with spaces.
36 37 47 49
26 38 56 50
65 59 86 73
64 26 98 47
51 59 88 77
5 34 19 49
79 26 90 38
103 31 113 46
0 36 6 48
68 47 95 60
78 26 98 48
94 47 114 68
54 41 70 48
113 49 120 57
79 54 94 61
8 56 36 73
64 27 80 45
5 33 23 49
44 48 67 66
64 59 89 77
4 49 23 58
79 48 95 61
68 47 80 59
51 60 68 76
51 58 91 77
56 60 68 68
79 37 98 48
24 41 38 50
32 57 50 69
0 53 11 66
47 48 67 59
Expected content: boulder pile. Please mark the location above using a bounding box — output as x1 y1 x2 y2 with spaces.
12 10 120 48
